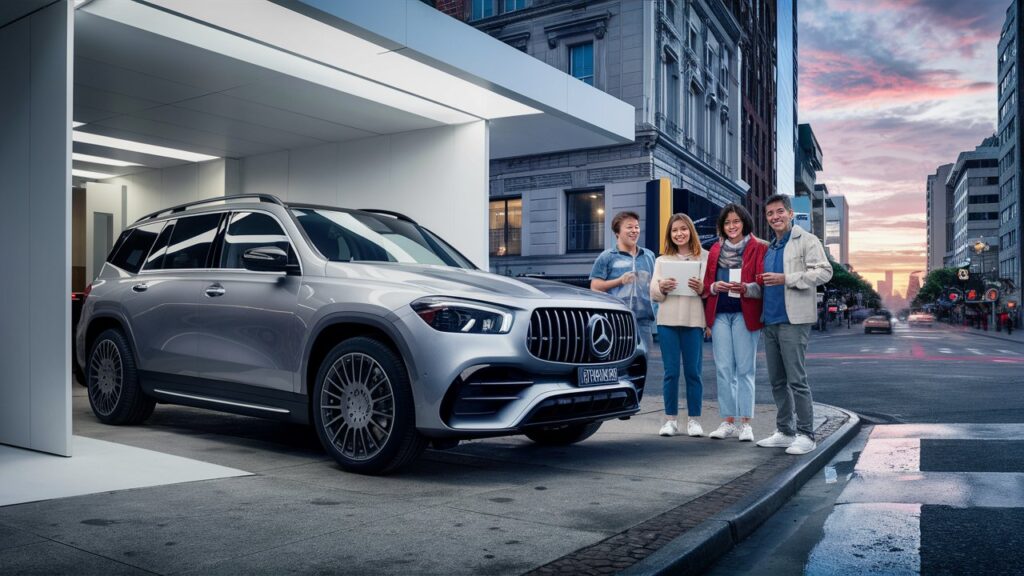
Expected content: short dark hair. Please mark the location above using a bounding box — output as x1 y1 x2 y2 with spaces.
611 211 641 234
716 203 754 238
765 194 792 211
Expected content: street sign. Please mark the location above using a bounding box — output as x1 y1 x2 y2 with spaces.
985 288 1000 302
957 268 970 282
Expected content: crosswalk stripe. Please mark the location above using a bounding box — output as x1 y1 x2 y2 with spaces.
967 348 984 355
939 348 952 354
999 349 1019 355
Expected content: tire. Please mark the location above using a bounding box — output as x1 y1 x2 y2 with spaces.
525 421 603 446
312 337 426 475
86 328 155 425
864 328 870 334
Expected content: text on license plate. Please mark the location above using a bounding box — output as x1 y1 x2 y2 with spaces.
578 366 619 386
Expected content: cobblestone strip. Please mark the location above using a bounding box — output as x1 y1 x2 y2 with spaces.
524 415 849 576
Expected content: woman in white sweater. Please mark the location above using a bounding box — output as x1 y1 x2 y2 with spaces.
650 214 709 437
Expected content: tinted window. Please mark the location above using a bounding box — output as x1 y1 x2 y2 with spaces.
161 214 222 270
109 223 163 273
143 221 175 271
220 212 293 269
292 208 474 269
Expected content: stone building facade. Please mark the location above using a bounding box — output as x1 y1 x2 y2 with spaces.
438 0 747 278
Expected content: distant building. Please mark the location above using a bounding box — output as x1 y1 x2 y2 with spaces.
444 0 750 277
877 270 893 304
906 272 922 304
997 0 1021 305
811 182 828 244
926 163 954 272
825 194 848 265
947 136 1001 275
795 123 823 238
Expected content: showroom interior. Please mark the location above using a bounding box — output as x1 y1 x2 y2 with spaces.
0 0 633 497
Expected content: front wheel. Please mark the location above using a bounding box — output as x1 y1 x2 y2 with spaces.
87 328 154 425
312 337 426 475
525 421 602 446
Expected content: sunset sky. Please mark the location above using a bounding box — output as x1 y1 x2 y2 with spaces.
797 0 1010 296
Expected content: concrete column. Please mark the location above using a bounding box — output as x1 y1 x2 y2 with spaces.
0 0 73 456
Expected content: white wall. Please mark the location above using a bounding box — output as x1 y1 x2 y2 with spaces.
84 182 123 285
240 122 490 267
108 158 239 224
0 1 72 456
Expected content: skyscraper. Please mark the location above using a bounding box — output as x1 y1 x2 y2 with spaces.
926 163 954 273
997 0 1021 307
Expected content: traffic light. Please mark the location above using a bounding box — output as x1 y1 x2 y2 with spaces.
948 290 960 303
985 288 1000 302
966 288 980 302
1010 301 1018 309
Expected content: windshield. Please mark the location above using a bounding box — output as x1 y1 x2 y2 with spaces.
291 207 475 269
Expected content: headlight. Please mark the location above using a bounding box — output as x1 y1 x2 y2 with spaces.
410 297 513 334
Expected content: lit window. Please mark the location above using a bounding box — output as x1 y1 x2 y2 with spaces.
489 198 522 256
570 42 594 86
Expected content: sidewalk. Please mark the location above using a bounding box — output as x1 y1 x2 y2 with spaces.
0 373 859 576
951 323 1024 344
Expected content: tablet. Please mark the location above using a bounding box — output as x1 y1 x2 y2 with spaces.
660 260 703 297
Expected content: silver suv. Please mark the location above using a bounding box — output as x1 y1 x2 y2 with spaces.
77 195 646 474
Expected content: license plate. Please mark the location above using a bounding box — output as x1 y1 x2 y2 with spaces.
577 366 619 387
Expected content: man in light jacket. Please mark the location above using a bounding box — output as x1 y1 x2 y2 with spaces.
755 194 833 455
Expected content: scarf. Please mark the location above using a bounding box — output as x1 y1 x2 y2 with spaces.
718 235 749 269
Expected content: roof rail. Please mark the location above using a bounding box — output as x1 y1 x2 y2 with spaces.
134 194 285 224
358 208 417 224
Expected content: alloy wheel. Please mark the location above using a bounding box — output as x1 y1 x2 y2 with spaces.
319 352 395 461
89 339 123 416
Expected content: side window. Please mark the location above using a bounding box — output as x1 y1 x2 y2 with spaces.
220 212 294 269
143 221 175 271
108 223 163 274
161 213 222 270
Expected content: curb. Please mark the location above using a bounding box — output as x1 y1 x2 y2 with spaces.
621 404 861 576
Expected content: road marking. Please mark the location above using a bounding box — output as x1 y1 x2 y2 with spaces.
939 348 952 354
886 347 897 354
999 349 1020 355
967 348 984 355
860 348 871 353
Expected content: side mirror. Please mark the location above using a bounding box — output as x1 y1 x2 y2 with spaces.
242 246 297 274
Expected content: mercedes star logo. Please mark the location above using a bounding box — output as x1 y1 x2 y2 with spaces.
588 314 615 359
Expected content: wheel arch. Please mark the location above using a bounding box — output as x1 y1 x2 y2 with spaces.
84 314 140 367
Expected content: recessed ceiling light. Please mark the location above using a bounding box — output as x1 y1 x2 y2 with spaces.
72 131 219 162
72 169 115 180
73 153 143 167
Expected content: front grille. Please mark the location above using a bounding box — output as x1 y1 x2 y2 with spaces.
526 308 635 364
522 389 639 427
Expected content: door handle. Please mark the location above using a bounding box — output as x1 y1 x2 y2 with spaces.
131 283 149 293
204 284 226 298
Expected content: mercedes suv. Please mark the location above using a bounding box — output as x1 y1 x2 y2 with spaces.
76 195 646 474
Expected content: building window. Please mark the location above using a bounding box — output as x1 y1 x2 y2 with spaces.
665 0 676 24
570 42 594 86
489 198 522 256
666 55 680 132
504 0 527 12
470 0 495 20
566 190 605 252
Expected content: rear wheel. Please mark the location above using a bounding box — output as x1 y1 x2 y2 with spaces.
312 337 426 475
87 328 154 425
525 421 602 446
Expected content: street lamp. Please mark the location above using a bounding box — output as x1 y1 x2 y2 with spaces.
973 240 994 280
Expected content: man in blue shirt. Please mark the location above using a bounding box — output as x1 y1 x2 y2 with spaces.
590 211 656 354
756 194 833 455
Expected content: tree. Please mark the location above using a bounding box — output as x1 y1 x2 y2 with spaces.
913 268 959 308
825 261 881 309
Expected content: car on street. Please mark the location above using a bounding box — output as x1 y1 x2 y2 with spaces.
864 315 893 334
908 311 935 328
76 194 647 475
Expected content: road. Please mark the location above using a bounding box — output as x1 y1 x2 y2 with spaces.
703 321 1024 575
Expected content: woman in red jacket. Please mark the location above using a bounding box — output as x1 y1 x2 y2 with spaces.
703 204 767 442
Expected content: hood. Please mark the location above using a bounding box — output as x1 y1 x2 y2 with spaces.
323 262 621 305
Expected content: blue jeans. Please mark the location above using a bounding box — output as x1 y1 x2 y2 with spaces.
657 325 704 417
711 312 760 419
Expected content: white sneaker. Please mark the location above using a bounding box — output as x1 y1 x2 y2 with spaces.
686 419 703 437
708 422 737 439
756 430 796 448
659 420 679 437
738 424 754 442
785 434 816 455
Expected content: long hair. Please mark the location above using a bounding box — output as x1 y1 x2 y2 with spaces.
662 213 702 257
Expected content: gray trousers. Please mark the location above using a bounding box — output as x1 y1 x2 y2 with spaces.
762 323 814 438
